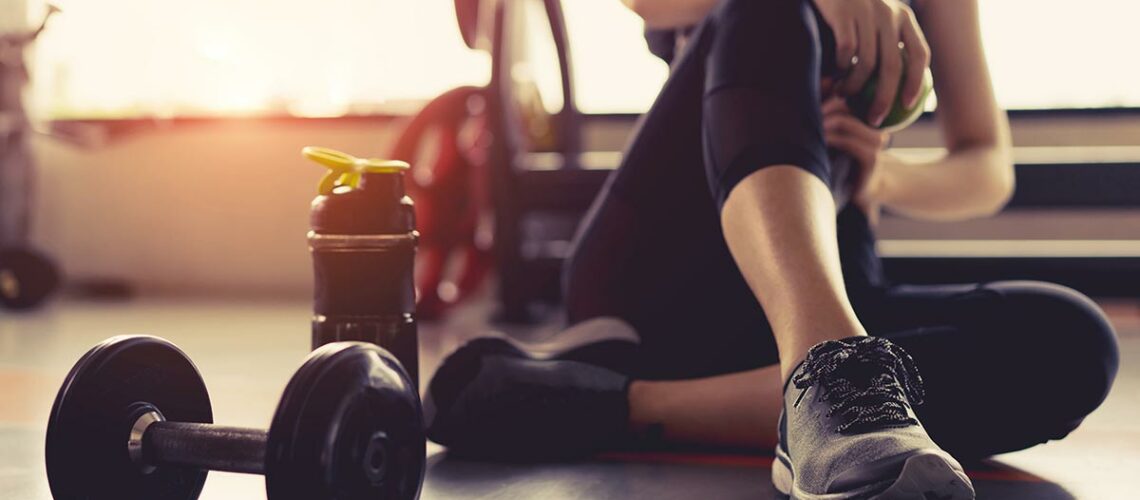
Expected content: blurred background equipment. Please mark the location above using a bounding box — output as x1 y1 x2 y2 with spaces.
483 0 601 321
390 86 493 320
0 5 60 311
0 246 59 310
390 0 584 322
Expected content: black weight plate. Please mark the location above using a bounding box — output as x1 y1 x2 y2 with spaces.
0 247 61 310
46 335 213 500
266 342 425 500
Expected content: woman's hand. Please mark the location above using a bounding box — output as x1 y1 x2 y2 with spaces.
822 97 891 221
812 0 930 127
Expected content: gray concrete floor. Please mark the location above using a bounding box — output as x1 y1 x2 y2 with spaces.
2 296 1138 498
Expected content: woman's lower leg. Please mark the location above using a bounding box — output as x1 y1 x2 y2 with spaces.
623 166 870 447
628 365 784 448
720 166 867 380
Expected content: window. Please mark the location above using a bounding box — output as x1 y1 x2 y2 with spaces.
22 0 1140 118
559 0 669 114
976 0 1140 110
26 0 489 118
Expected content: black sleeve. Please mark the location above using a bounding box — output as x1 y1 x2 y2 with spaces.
644 29 676 64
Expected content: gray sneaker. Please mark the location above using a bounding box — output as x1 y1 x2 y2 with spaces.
773 337 974 499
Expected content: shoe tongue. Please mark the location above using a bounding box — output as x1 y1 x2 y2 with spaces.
836 355 892 388
793 337 921 401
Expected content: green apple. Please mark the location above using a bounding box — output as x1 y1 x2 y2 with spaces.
846 60 934 132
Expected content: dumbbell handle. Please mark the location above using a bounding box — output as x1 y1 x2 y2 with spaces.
130 411 268 475
129 406 390 482
145 422 268 474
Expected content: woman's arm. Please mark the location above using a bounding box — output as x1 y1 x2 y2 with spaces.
876 0 1015 221
622 0 721 29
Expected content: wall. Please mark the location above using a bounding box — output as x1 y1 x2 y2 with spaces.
31 118 402 296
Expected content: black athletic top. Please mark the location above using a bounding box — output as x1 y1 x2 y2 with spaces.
644 27 684 64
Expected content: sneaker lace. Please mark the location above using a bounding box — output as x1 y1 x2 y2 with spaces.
791 337 925 435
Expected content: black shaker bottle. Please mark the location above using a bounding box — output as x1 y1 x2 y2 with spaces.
304 147 419 384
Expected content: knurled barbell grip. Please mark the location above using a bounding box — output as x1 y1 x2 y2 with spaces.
142 421 268 475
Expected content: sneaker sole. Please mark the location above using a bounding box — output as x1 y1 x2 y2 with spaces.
773 448 975 499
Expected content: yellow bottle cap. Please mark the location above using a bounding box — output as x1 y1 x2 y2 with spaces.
302 146 410 195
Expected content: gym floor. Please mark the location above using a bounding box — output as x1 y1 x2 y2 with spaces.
2 295 1137 499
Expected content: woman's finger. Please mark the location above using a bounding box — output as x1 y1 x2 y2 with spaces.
821 96 850 116
824 129 877 168
824 134 876 168
868 4 903 126
832 18 859 73
898 7 931 108
826 113 887 148
841 3 879 96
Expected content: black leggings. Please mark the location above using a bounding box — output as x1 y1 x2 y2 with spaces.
563 0 1119 459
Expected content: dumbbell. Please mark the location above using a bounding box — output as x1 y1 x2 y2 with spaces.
45 335 426 500
0 246 60 310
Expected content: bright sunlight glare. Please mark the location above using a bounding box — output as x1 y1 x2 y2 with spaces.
17 0 1140 118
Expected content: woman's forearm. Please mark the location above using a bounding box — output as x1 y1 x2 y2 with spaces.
879 145 1015 221
622 0 720 29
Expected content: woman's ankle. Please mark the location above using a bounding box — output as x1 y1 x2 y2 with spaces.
778 328 868 382
627 380 656 432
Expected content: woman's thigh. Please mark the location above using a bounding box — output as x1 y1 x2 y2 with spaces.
562 12 740 334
